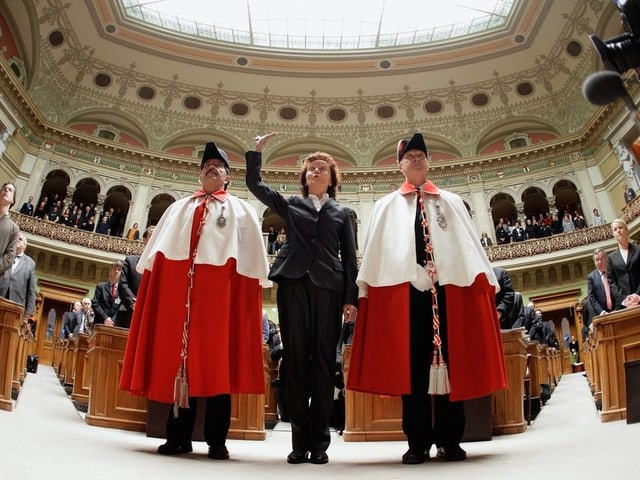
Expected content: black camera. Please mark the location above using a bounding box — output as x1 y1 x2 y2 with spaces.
590 0 640 75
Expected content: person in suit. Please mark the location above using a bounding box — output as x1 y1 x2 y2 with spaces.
64 298 94 337
623 183 636 204
493 267 515 329
588 247 615 318
120 141 269 461
246 132 359 465
0 232 36 321
607 218 640 309
509 292 526 329
117 226 155 328
0 182 19 277
61 300 82 338
479 231 492 247
522 300 537 333
510 222 526 242
92 261 122 326
347 133 506 465
19 195 34 216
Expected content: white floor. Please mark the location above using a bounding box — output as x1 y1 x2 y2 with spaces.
2 365 640 480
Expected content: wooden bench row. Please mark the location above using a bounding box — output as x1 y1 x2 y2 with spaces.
3 304 565 440
0 297 35 412
342 328 563 441
581 307 640 422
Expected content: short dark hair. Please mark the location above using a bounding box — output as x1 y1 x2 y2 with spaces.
2 182 16 208
299 152 340 199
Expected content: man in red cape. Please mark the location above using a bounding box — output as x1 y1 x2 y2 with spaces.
119 141 270 460
347 133 507 464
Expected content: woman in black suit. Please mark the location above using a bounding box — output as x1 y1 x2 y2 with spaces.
607 218 640 308
246 133 358 465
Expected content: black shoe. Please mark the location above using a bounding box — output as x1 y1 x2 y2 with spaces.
287 451 309 464
436 447 446 458
444 445 467 462
309 451 329 465
401 448 426 465
208 445 230 460
157 442 193 455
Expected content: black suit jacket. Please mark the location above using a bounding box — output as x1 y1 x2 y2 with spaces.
0 254 36 315
509 292 525 328
246 151 358 305
92 281 120 324
117 255 142 328
607 243 640 307
63 310 85 337
587 268 612 316
493 267 515 329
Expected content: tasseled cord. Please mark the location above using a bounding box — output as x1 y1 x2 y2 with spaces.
173 195 211 417
417 190 451 395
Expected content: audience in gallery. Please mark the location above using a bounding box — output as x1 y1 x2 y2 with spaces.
486 208 599 245
10 185 614 251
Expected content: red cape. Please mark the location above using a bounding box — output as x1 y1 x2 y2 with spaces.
119 255 265 402
347 275 507 401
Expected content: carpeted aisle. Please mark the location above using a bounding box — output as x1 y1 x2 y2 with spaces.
1 366 639 480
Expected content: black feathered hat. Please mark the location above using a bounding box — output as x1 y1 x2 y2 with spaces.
201 141 230 172
397 133 428 163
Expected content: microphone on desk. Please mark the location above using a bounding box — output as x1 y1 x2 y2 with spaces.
582 70 640 130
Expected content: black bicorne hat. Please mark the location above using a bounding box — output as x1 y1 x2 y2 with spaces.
397 133 428 162
201 141 230 172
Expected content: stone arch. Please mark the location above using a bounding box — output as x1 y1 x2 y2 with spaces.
489 192 517 225
521 186 551 220
147 192 177 227
103 185 133 237
65 108 149 148
552 179 582 218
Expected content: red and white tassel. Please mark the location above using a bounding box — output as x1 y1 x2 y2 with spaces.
172 363 189 418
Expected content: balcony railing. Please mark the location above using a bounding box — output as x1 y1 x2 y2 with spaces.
12 196 640 262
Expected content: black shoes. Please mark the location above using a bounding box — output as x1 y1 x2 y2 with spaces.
287 450 328 465
443 445 467 462
208 445 230 460
157 442 193 455
156 441 229 460
401 448 426 465
309 451 329 465
287 451 309 464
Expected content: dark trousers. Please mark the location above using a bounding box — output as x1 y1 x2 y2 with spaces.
402 285 465 451
277 275 343 454
165 394 231 447
116 309 132 329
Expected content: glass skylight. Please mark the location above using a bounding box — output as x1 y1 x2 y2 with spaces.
120 0 516 51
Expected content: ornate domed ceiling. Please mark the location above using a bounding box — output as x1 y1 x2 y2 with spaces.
0 0 626 168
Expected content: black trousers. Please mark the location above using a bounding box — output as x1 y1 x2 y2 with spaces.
165 394 231 447
277 275 343 454
401 285 465 451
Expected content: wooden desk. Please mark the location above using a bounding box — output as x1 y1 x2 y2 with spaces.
71 333 90 405
492 328 527 435
0 297 23 411
86 325 147 431
342 344 495 442
593 307 640 422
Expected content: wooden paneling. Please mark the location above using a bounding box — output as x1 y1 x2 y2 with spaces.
492 328 527 435
593 307 640 422
0 297 24 411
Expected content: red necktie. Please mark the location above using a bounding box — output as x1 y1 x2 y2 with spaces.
111 283 117 298
601 271 612 310
189 197 209 257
